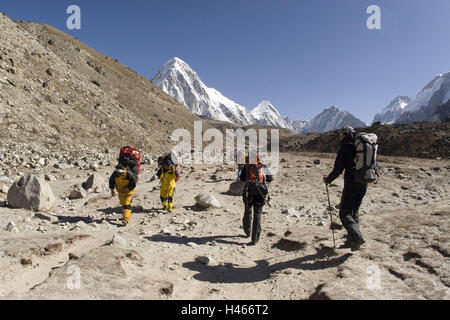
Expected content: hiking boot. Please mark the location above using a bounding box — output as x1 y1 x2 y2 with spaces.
121 218 129 227
351 238 365 251
339 240 353 249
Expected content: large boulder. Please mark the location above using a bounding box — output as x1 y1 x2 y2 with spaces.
195 194 222 209
69 187 87 200
82 173 107 192
7 174 55 212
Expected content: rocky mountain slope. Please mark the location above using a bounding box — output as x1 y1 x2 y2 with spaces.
373 96 411 124
0 12 212 168
251 101 293 129
290 120 308 134
298 106 367 134
152 57 256 126
280 121 450 159
396 72 450 124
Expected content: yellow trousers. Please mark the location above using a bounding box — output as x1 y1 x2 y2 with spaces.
118 192 134 222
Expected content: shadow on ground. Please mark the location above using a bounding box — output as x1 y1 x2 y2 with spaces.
145 234 246 246
96 205 158 215
182 252 352 284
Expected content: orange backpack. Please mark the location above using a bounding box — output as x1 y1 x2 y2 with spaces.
247 164 264 185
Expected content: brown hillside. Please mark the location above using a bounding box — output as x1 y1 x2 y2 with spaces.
1 12 211 158
280 122 450 159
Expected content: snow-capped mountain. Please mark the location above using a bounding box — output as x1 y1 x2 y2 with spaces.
251 101 293 129
291 120 308 134
396 72 450 123
152 58 369 133
152 57 256 125
373 96 411 124
299 106 367 134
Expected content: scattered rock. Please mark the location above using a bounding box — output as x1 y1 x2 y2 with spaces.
282 208 299 217
45 243 63 255
69 187 87 200
160 228 171 235
34 212 58 223
187 242 199 247
195 194 222 209
75 221 87 228
111 234 126 246
196 256 217 266
69 252 81 260
160 283 174 296
20 258 33 266
1 185 8 193
44 174 56 181
5 221 19 233
313 159 320 165
82 174 106 192
7 174 55 212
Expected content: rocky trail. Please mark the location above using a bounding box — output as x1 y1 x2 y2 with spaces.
0 153 448 300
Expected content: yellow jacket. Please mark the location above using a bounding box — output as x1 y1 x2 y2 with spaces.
109 167 136 195
160 167 177 192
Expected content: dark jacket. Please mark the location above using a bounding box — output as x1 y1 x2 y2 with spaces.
109 164 137 191
325 135 357 185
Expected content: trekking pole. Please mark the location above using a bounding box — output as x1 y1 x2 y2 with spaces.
325 183 336 249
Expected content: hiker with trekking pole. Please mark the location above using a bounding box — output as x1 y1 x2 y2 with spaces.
323 126 379 251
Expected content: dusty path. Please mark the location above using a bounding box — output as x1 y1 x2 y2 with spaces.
0 153 448 299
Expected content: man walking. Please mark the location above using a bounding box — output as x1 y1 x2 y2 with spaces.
239 152 273 245
323 127 366 250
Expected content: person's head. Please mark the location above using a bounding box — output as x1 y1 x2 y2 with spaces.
340 126 355 141
163 158 173 169
115 163 126 176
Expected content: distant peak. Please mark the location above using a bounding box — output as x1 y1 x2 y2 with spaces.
163 57 191 69
253 100 278 114
325 106 340 112
436 71 450 78
393 95 411 101
168 57 184 63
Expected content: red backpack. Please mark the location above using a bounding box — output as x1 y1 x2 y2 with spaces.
119 146 141 181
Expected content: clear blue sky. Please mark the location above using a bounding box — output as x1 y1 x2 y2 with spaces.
1 0 450 123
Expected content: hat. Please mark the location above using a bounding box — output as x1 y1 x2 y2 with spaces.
341 126 355 136
163 158 173 166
